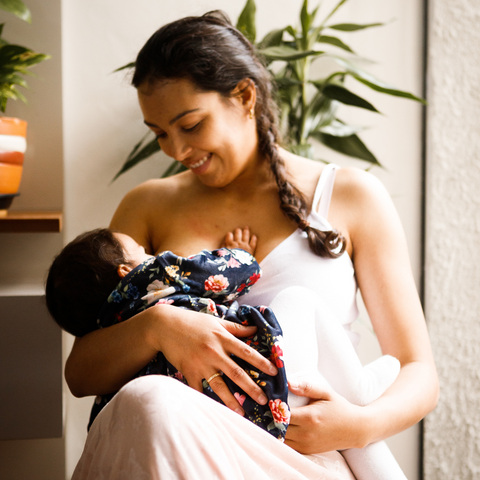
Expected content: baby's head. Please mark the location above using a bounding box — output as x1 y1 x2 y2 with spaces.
46 228 152 336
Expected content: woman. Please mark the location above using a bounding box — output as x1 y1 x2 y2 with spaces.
68 11 438 479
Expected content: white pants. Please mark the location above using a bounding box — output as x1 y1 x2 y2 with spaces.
72 376 356 480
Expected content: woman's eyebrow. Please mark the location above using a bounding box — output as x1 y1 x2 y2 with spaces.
169 109 200 125
143 109 201 129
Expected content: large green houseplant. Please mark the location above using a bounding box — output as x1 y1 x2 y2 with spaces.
0 0 49 210
113 0 425 181
0 0 49 112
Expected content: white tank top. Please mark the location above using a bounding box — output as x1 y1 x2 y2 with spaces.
238 164 360 346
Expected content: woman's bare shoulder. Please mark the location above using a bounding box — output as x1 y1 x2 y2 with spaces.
333 167 405 255
110 172 191 248
116 172 194 210
334 167 390 205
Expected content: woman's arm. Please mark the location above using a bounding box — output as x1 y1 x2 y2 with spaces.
285 168 439 453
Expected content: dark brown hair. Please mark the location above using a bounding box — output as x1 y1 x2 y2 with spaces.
132 11 345 258
45 228 128 337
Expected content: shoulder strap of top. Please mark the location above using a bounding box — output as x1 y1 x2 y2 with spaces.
312 163 340 219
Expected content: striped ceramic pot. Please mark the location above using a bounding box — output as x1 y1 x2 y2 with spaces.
0 117 27 200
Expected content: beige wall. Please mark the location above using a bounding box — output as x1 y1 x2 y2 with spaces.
0 1 425 478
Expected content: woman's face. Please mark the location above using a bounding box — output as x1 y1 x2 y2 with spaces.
137 78 260 188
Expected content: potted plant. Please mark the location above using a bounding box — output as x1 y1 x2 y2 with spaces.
0 0 49 213
113 0 425 181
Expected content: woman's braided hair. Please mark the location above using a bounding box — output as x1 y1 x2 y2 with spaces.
132 11 345 258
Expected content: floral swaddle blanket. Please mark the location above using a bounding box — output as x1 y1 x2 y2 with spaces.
89 248 290 441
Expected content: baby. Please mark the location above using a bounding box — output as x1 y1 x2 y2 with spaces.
46 227 290 440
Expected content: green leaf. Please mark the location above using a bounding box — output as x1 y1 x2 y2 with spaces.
334 57 427 104
7 73 26 87
257 28 284 49
316 35 354 53
9 86 26 102
317 119 365 137
0 0 31 23
236 0 256 43
285 25 296 39
300 1 321 49
311 130 381 165
300 0 311 40
286 143 314 159
0 44 29 58
259 45 323 61
302 93 336 140
113 134 161 181
113 62 136 73
353 76 427 104
18 52 50 67
274 77 302 88
327 22 383 32
323 84 380 112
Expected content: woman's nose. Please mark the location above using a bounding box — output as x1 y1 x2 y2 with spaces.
168 137 192 162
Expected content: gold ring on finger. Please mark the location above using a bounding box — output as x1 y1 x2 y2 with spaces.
206 372 222 384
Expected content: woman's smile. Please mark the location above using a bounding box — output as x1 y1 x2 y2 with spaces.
186 152 212 174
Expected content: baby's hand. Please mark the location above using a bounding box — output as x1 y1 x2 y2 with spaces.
224 227 257 255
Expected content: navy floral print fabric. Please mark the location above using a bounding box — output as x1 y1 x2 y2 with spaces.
89 248 290 441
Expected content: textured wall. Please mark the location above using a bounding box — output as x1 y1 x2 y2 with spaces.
424 0 480 478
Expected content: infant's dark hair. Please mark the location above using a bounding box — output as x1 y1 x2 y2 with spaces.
45 228 128 337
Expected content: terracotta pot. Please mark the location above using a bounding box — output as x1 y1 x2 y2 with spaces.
0 117 27 210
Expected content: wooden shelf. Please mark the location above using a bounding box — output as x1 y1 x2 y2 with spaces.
0 211 62 233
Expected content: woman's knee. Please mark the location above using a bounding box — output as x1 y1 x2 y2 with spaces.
106 375 188 419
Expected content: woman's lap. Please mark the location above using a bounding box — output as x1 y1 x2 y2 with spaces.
72 376 355 480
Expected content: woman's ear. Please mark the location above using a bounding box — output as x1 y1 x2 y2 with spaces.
231 78 256 114
117 264 133 278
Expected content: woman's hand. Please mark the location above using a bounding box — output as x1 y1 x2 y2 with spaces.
152 304 278 415
285 377 369 454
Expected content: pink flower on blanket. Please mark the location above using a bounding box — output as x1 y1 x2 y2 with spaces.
270 343 284 368
227 257 241 268
206 299 216 314
204 274 229 293
269 399 290 425
234 392 246 406
154 298 174 305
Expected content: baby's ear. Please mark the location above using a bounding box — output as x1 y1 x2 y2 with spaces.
117 264 133 278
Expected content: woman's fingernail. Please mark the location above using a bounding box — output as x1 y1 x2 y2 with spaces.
289 381 298 389
269 365 278 375
258 393 268 405
235 408 245 416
